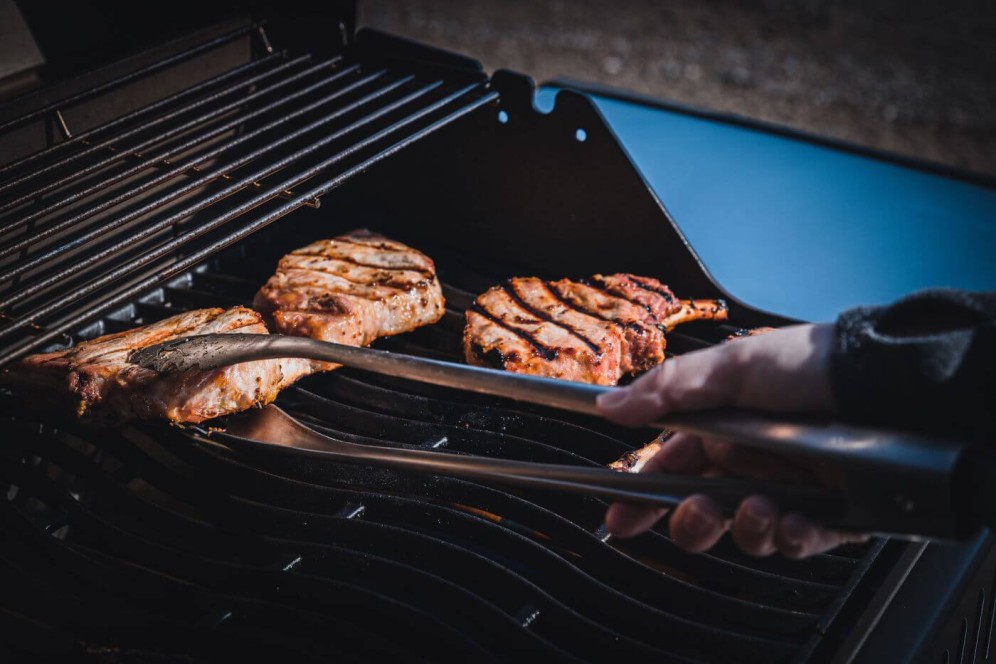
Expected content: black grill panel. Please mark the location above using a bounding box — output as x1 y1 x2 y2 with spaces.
0 235 882 662
0 22 885 663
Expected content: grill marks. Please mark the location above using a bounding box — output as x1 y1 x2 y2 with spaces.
464 274 728 385
253 230 446 350
2 307 313 424
550 279 669 375
502 280 603 355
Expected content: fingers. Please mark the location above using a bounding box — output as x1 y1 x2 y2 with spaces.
625 488 868 559
596 345 744 427
732 501 869 559
606 433 709 538
595 323 838 428
605 502 669 539
669 495 729 553
774 513 870 559
730 496 778 556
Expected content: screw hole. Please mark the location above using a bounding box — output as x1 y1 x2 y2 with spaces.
575 128 587 142
497 110 509 124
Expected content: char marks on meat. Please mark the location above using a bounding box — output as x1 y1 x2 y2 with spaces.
253 229 445 356
2 307 312 425
464 273 727 385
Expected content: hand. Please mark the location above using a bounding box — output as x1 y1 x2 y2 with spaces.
596 323 869 558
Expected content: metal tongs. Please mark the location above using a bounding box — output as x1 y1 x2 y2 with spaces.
131 333 993 541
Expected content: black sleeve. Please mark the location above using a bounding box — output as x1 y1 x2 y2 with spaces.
829 288 996 435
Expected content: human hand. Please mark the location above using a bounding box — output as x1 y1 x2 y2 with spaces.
597 323 869 558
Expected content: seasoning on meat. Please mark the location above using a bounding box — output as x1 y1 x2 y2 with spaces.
2 307 312 425
464 273 727 385
609 435 666 473
253 229 446 362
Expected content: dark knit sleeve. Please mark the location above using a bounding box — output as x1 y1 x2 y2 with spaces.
830 289 996 435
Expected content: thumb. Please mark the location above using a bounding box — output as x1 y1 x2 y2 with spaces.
596 346 743 427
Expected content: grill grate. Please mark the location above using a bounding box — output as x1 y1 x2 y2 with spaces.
0 26 494 368
0 234 883 663
0 20 886 663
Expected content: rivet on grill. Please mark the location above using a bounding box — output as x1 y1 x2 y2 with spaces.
335 503 365 520
593 523 613 543
212 611 234 627
514 603 541 628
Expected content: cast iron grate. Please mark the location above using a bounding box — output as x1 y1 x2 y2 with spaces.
0 235 882 663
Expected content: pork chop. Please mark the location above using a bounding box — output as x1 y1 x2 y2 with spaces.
2 306 312 425
253 230 445 355
464 273 727 385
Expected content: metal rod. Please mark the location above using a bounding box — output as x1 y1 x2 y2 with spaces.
0 55 326 209
0 53 300 197
0 22 262 135
0 55 283 183
0 59 356 235
0 69 399 272
0 75 424 305
0 79 446 316
0 88 496 366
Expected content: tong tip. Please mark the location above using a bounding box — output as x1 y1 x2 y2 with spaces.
128 337 210 373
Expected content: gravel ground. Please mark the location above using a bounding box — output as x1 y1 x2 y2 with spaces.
358 0 996 178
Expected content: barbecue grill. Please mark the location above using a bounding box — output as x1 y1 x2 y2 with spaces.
1 3 994 662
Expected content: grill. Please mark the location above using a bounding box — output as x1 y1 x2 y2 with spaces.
1 6 994 663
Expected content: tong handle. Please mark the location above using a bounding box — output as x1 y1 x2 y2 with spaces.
150 334 974 539
208 406 849 526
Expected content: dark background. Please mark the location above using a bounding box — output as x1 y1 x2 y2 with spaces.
358 0 996 178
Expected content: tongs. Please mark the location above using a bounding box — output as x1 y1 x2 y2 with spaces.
131 334 996 541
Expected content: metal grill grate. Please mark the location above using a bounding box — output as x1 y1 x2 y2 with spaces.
0 232 882 663
0 25 494 369
0 19 888 663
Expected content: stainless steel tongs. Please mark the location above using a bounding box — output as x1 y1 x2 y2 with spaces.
131 333 990 541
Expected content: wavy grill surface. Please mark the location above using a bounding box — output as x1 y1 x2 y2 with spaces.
0 245 882 664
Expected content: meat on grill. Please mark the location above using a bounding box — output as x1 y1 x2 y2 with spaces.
464 274 727 385
253 230 446 359
1 307 312 425
726 326 776 340
609 435 666 473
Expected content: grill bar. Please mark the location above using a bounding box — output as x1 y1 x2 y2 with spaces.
0 54 278 182
0 54 329 216
0 240 883 662
0 58 363 242
0 69 408 288
0 86 497 366
0 79 470 325
0 21 261 135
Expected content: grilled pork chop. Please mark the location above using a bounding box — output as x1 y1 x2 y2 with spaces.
253 230 445 354
464 274 727 385
2 307 312 425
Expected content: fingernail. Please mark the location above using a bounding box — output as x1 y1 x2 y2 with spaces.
685 502 718 538
742 503 773 535
596 388 630 409
781 517 810 556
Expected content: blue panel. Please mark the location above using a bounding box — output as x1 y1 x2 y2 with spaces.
537 88 996 322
